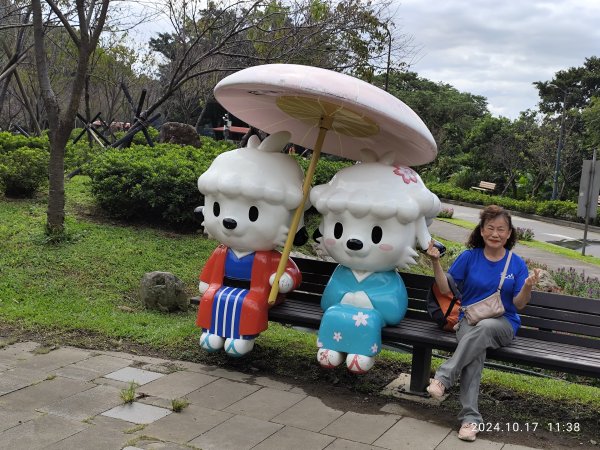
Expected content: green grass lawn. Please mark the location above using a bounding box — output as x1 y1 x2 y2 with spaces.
1 177 599 438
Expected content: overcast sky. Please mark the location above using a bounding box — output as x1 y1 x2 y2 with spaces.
394 0 600 119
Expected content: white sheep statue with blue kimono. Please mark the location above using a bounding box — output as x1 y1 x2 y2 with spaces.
310 150 441 373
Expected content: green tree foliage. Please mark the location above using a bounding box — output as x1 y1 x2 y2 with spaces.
146 0 405 124
382 71 488 158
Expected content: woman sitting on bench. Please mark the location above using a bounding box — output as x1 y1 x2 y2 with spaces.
425 205 540 442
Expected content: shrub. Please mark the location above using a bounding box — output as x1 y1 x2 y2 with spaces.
87 138 234 229
437 207 454 218
535 200 577 221
0 147 49 197
295 156 352 186
515 227 534 241
0 131 48 153
550 267 600 300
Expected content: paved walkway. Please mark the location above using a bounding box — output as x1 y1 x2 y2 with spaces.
0 341 565 450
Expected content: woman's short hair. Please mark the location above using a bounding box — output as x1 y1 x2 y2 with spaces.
467 205 517 249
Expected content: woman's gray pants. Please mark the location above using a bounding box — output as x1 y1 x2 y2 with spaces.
434 316 514 425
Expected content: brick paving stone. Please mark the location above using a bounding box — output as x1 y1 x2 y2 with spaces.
436 432 504 450
252 425 335 450
0 413 87 450
0 368 48 395
325 438 388 449
271 396 344 432
185 378 261 410
251 376 294 391
224 387 305 421
0 341 39 365
105 367 165 385
188 414 282 450
39 384 123 421
372 417 450 449
102 402 172 424
44 418 133 450
142 403 233 442
204 366 253 381
71 354 133 375
0 410 44 433
55 365 105 382
171 359 215 373
320 411 398 444
14 347 91 372
0 376 90 413
139 370 217 399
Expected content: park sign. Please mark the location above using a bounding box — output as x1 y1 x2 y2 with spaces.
577 158 600 219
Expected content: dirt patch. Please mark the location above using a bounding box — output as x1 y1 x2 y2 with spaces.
1 322 598 449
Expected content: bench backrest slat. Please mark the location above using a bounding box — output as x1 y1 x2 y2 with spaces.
289 257 600 348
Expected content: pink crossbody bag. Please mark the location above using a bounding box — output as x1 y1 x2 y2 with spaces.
460 251 512 326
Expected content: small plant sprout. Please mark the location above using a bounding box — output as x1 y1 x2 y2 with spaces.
171 398 189 412
120 382 139 404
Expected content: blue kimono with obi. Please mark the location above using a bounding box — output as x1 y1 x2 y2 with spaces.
317 265 408 356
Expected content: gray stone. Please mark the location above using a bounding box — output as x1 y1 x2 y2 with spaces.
535 269 560 292
139 370 217 399
188 414 282 449
0 414 87 450
14 346 90 372
102 401 172 424
272 396 344 432
158 122 201 148
373 417 450 449
39 384 123 421
140 271 189 312
104 367 165 385
325 439 386 449
320 411 398 445
142 404 233 442
436 432 504 449
224 387 305 421
185 378 260 410
70 354 133 375
252 425 335 450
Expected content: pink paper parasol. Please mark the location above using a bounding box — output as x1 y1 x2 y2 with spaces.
213 64 438 303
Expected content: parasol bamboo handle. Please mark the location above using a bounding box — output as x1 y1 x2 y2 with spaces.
268 116 334 304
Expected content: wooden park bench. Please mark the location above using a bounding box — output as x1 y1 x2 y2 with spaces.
470 181 496 193
207 256 600 396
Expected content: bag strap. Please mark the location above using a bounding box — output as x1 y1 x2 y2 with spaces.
497 250 513 291
442 273 461 320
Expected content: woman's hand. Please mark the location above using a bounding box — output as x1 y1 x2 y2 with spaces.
524 268 541 288
426 239 442 261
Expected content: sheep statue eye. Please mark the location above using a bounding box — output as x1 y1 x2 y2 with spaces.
371 226 382 244
249 206 259 222
334 222 343 239
213 202 220 217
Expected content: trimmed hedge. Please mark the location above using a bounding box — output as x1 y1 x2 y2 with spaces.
87 138 235 229
427 182 588 223
0 146 49 197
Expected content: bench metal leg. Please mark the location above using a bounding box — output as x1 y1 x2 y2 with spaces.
409 345 432 394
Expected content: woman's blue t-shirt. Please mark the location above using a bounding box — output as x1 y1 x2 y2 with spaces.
448 248 528 334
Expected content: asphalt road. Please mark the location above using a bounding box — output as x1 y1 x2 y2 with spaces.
444 203 600 258
428 202 600 280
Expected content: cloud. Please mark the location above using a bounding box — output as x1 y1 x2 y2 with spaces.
395 0 600 118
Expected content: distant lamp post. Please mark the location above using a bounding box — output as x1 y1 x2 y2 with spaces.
549 84 569 200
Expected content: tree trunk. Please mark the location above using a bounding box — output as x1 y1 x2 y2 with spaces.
46 126 69 233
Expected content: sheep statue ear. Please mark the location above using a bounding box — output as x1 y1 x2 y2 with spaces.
379 151 396 165
257 131 292 153
246 134 262 149
359 148 378 163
